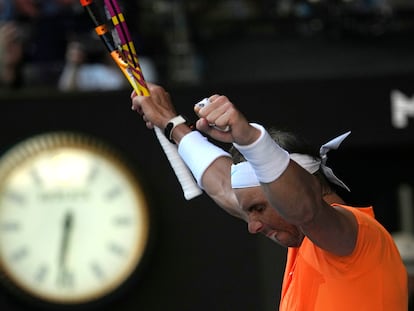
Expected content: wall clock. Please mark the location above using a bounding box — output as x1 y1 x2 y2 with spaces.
0 132 151 309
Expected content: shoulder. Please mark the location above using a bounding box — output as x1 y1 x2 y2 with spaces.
332 204 375 219
329 204 398 263
332 204 390 248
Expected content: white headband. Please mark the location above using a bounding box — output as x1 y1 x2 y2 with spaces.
231 162 260 188
231 131 351 191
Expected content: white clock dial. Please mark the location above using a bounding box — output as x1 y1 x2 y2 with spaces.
0 132 150 306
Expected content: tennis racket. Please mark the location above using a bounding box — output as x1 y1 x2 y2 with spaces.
80 0 202 200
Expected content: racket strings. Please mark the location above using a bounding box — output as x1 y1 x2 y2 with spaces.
104 0 139 69
81 0 148 95
104 0 148 95
80 0 201 199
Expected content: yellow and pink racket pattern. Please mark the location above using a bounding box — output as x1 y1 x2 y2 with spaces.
80 0 149 96
79 0 202 200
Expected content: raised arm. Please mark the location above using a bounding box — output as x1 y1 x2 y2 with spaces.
131 84 242 218
195 94 357 256
132 84 357 255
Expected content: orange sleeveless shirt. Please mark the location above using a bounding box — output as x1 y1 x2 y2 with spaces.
280 205 408 311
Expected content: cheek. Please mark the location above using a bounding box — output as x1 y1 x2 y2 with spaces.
265 209 288 227
266 211 302 236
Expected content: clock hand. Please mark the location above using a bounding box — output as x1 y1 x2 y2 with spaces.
57 210 74 287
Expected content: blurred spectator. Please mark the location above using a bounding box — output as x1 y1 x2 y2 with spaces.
0 0 40 20
0 0 36 89
1 0 157 90
58 34 158 92
58 35 127 91
0 22 24 88
0 0 89 89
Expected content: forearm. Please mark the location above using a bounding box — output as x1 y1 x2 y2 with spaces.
201 156 241 217
175 126 240 215
234 124 321 225
261 160 322 225
131 86 244 218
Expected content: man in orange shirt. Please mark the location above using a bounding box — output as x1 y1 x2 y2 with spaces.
132 83 408 310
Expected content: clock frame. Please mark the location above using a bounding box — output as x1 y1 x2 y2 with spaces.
0 132 151 309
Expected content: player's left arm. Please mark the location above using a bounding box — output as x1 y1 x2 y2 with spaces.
196 95 358 256
262 161 358 256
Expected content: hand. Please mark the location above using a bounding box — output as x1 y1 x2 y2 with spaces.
131 83 178 130
194 95 260 146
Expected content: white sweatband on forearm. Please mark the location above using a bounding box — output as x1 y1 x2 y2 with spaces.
233 123 290 183
178 131 231 188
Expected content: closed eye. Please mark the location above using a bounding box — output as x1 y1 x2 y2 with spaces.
247 204 266 214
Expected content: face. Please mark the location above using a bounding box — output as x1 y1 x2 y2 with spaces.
234 187 304 248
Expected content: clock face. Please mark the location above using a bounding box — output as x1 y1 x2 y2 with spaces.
0 132 150 306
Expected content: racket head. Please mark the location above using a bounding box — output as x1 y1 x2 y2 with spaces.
80 0 202 200
81 0 149 96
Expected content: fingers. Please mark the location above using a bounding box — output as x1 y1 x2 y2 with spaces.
194 95 232 132
130 88 153 113
195 118 211 133
130 83 177 130
196 118 233 143
143 115 154 129
131 99 154 129
131 96 142 113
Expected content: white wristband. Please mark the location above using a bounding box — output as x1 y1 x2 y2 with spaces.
233 123 290 183
178 131 231 188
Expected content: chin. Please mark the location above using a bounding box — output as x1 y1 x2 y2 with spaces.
269 232 304 248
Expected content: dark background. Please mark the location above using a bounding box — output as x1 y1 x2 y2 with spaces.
1 0 414 310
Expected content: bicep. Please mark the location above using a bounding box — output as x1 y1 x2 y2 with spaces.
300 204 358 256
262 160 358 256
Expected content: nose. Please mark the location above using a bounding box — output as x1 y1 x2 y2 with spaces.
248 219 263 234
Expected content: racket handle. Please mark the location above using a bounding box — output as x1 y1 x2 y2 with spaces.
153 127 202 200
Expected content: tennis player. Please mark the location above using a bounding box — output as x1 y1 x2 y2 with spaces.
132 83 408 310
